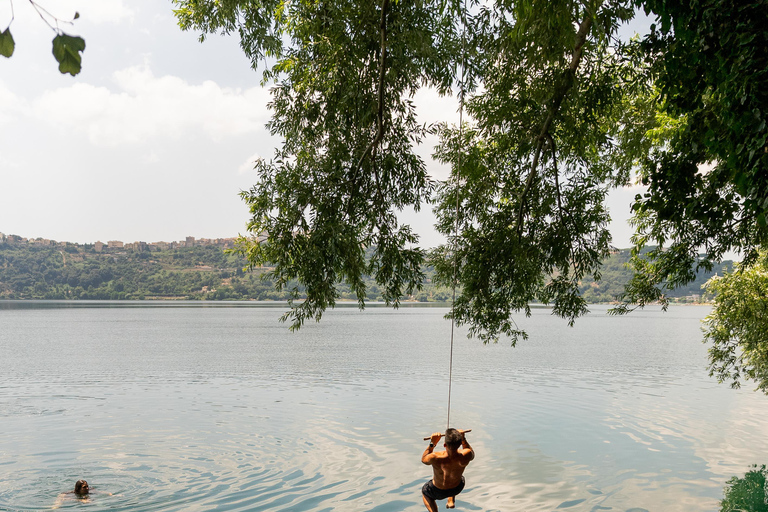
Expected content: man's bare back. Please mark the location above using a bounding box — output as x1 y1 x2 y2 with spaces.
421 429 474 511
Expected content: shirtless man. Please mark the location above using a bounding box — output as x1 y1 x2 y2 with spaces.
421 428 474 511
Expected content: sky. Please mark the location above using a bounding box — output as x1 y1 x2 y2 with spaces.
1 0 644 248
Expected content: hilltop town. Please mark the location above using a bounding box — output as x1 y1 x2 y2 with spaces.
0 232 237 252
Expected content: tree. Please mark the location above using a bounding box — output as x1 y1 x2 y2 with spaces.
176 0 460 328
703 252 768 394
429 1 648 341
173 0 767 344
615 0 768 311
1 1 86 75
720 465 768 512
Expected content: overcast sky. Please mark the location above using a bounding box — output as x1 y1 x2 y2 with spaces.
1 0 643 248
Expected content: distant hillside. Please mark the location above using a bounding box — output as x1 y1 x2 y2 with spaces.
578 249 734 304
0 243 450 302
0 242 732 303
0 243 256 300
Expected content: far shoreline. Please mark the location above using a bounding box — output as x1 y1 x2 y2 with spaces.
0 299 713 309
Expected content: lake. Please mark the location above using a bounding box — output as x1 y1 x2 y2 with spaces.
0 302 766 511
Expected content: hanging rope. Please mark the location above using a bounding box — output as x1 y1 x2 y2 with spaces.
447 0 468 431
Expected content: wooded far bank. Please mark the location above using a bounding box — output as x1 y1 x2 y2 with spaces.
0 242 731 304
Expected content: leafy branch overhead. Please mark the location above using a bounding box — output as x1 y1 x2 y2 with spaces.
1 1 85 75
615 0 768 316
178 0 451 330
174 0 767 353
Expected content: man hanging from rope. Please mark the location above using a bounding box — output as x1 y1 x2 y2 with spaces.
421 428 474 510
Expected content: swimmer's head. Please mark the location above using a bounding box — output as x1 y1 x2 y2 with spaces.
74 480 89 495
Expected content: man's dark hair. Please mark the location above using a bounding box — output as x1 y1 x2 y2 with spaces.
444 428 463 449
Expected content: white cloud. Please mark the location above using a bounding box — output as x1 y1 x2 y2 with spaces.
31 65 272 146
412 87 461 128
0 0 134 37
0 80 25 126
0 153 21 171
238 152 261 174
141 151 161 164
57 0 135 25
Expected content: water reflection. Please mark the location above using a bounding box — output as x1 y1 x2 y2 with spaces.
720 465 768 512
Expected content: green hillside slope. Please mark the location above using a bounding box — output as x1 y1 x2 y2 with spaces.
0 242 731 303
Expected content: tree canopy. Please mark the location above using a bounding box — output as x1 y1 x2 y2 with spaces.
617 0 768 312
173 0 768 347
720 465 768 512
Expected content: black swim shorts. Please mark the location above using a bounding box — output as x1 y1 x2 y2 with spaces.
422 477 465 501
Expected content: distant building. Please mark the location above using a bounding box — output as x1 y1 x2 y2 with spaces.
213 237 237 248
1 233 242 251
125 241 148 251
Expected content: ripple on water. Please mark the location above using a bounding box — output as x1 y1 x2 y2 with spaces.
2 305 767 512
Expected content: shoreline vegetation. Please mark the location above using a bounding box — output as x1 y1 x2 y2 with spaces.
0 240 732 304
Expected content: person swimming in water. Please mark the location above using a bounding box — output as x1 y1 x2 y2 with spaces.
53 479 111 508
421 428 474 511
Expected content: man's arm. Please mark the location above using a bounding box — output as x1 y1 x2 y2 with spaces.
421 432 442 465
459 431 475 462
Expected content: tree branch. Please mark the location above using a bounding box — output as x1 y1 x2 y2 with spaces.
547 133 562 213
516 11 594 238
352 0 389 181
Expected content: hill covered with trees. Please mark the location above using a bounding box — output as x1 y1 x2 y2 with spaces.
578 250 733 304
0 242 730 304
0 242 451 302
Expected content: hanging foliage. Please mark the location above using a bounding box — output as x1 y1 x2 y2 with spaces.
174 0 767 348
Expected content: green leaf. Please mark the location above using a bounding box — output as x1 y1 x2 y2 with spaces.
52 34 86 76
0 27 14 58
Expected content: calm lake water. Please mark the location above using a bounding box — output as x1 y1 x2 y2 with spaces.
0 302 766 512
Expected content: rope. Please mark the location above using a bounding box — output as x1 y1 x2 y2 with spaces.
447 0 468 431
